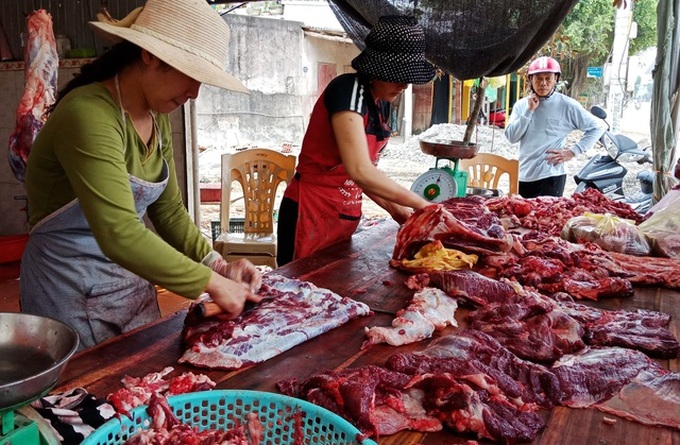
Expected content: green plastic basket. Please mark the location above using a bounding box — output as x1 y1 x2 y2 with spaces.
82 390 377 445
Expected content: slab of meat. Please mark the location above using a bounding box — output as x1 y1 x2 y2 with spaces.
494 235 635 300
385 331 562 410
427 269 519 307
467 292 585 363
405 372 546 444
595 370 680 430
604 251 680 289
277 365 442 437
551 346 665 408
557 300 680 358
8 9 58 182
363 287 458 348
180 274 370 370
391 201 513 262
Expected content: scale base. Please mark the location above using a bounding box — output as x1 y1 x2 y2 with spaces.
1 411 40 445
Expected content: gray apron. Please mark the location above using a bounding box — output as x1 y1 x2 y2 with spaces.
20 163 169 351
21 82 169 351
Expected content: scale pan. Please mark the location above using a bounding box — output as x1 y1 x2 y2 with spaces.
420 139 479 159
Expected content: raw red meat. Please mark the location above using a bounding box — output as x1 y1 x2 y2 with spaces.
551 346 664 408
595 370 680 430
180 274 370 370
391 200 513 262
123 394 263 445
8 9 58 182
426 269 518 306
107 367 216 416
280 331 558 443
557 301 680 358
467 292 585 363
277 365 442 437
386 331 562 410
486 189 644 236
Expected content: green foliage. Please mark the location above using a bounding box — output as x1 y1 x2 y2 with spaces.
561 0 615 64
547 0 658 97
630 0 658 54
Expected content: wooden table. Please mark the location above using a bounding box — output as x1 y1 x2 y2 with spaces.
53 219 680 444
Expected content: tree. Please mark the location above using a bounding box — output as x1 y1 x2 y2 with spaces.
543 0 657 99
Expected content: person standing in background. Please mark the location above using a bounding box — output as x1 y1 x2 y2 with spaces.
504 56 606 198
20 0 262 350
276 15 435 266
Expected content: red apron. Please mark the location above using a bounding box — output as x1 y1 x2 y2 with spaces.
293 134 387 260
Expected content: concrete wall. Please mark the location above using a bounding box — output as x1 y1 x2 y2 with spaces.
301 32 360 123
195 15 308 150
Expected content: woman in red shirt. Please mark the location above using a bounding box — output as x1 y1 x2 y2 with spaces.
277 16 435 266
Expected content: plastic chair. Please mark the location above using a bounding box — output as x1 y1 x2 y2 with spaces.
213 149 296 268
459 152 519 195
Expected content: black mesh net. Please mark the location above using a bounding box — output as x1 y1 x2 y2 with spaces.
328 0 578 80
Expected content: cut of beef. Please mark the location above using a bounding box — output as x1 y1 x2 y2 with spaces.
467 292 585 363
557 301 680 358
427 270 518 306
276 365 442 437
406 372 546 444
180 274 370 370
385 331 561 410
391 202 513 262
551 346 664 408
595 370 680 430
495 235 635 300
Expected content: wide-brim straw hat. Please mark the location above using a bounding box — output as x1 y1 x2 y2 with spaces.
351 15 435 85
90 0 247 93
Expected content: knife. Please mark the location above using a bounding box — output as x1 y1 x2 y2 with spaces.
192 297 271 319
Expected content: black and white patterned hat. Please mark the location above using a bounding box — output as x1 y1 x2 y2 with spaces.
351 15 435 85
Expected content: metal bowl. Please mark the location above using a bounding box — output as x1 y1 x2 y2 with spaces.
420 139 479 159
0 312 79 410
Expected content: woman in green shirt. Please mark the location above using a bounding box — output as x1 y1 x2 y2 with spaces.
20 0 261 350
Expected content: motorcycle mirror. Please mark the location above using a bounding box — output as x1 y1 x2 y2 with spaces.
590 106 607 120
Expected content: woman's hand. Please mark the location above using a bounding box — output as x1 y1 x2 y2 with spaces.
204 271 262 319
387 204 414 225
209 257 262 292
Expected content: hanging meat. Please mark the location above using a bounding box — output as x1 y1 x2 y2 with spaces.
8 9 58 183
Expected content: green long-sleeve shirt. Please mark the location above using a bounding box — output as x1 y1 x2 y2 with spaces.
25 82 211 298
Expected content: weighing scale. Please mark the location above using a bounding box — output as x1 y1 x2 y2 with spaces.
411 139 479 202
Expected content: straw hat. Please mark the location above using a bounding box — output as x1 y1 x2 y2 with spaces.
90 0 247 93
351 15 435 85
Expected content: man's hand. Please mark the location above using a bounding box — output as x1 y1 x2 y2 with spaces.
546 149 575 165
527 92 540 111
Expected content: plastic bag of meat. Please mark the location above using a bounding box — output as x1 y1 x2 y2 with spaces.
561 212 651 256
638 189 680 258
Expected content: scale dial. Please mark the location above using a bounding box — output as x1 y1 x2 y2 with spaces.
411 168 459 202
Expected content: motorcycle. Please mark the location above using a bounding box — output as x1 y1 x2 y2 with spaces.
573 105 654 214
